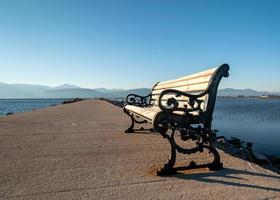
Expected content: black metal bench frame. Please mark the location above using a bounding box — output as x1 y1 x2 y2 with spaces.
123 64 230 176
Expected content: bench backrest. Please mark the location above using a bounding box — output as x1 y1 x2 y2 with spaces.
150 64 229 119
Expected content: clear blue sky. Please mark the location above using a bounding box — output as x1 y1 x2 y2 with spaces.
0 0 280 91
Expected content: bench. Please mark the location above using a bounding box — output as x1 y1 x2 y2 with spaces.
123 64 230 175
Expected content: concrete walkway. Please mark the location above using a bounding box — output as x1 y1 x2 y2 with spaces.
0 100 280 200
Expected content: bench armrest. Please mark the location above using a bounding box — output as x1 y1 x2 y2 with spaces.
126 93 151 107
158 89 206 113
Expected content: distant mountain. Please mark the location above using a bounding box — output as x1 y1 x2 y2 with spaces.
0 82 151 99
0 82 51 98
106 88 151 98
0 83 96 98
94 88 125 93
53 84 81 90
218 88 280 97
44 88 104 98
0 82 279 98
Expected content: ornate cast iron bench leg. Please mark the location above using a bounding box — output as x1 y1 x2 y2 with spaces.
157 135 177 176
154 114 223 176
123 108 150 133
154 113 178 176
180 143 223 171
203 142 223 170
124 108 135 133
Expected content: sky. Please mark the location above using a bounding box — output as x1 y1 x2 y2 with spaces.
0 0 280 91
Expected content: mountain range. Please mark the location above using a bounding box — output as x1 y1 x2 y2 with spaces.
0 82 150 98
217 88 280 97
0 82 279 98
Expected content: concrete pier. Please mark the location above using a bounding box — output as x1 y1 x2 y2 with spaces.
1 100 279 199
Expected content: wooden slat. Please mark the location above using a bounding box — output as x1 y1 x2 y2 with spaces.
153 101 200 109
151 94 204 104
156 67 217 86
125 105 161 121
154 75 212 90
152 94 189 101
152 95 206 102
159 95 206 101
148 67 218 111
151 94 208 111
152 82 209 95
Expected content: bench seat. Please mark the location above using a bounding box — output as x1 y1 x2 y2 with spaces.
125 105 199 123
124 105 160 122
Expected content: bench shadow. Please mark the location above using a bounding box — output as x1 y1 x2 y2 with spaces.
133 132 159 136
131 130 159 136
171 167 280 192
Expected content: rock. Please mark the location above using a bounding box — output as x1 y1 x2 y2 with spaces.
216 136 228 143
6 112 13 115
103 99 124 108
243 142 254 161
245 142 253 153
228 137 244 149
216 136 278 169
62 98 83 104
246 142 253 148
269 156 280 165
274 164 280 170
253 152 270 165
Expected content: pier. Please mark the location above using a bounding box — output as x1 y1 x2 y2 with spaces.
1 100 279 199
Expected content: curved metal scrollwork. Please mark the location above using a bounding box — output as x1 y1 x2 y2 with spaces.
174 126 205 154
158 90 205 114
155 115 222 175
153 112 170 135
154 112 207 155
126 93 151 107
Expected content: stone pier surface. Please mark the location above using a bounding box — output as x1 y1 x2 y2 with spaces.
0 100 280 200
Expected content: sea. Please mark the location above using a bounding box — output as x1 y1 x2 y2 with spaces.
0 99 65 116
0 98 279 155
213 98 280 156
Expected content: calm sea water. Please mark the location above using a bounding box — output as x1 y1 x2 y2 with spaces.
0 98 279 155
0 99 65 116
213 98 280 155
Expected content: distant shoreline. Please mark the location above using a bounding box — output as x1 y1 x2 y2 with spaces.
1 96 280 100
0 98 88 116
218 96 280 99
0 98 81 100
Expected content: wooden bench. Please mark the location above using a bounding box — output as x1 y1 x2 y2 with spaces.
123 64 230 175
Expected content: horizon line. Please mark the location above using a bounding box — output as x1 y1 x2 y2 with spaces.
1 81 280 93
